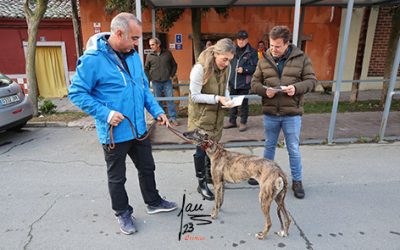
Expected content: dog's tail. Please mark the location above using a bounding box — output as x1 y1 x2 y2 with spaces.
275 177 284 193
272 177 285 200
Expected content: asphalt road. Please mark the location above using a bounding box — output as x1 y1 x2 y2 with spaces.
1 127 400 250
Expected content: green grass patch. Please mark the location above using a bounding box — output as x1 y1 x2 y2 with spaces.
247 99 400 115
31 111 88 122
304 99 399 113
177 99 399 117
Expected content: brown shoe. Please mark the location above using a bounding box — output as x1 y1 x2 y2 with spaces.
247 178 258 185
223 122 237 129
169 120 179 126
239 123 247 132
292 180 305 199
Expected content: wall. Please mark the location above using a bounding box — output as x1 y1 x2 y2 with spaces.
79 0 341 84
368 6 400 81
333 8 364 91
0 18 77 75
360 7 380 90
334 7 399 91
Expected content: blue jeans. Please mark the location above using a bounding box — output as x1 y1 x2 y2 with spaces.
152 80 177 120
263 114 303 181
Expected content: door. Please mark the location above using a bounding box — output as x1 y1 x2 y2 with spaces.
35 46 68 98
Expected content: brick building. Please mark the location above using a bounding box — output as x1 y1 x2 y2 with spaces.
368 6 400 77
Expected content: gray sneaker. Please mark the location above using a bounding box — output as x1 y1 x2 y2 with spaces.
116 210 137 235
147 198 177 215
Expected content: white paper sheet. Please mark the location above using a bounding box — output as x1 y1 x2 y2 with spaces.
222 95 245 108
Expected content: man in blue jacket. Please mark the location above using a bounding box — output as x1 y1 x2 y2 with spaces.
224 30 258 132
68 13 177 235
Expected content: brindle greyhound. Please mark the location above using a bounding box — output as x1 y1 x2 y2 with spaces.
183 129 291 240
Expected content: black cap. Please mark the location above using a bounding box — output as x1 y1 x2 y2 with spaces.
237 30 248 39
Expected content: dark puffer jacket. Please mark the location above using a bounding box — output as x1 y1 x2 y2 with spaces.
229 43 258 90
251 44 317 116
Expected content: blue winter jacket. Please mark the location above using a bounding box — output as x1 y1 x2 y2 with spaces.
68 33 164 144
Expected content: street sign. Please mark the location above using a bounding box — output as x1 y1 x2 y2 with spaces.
175 44 183 50
175 34 182 44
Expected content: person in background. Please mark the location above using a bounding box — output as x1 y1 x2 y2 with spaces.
188 38 236 201
257 40 266 59
145 37 179 126
68 13 177 235
224 30 258 132
251 25 317 199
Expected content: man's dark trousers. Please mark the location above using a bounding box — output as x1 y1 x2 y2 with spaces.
102 137 161 216
228 88 249 125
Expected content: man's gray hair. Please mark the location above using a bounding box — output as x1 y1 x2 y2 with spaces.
150 37 162 46
110 12 141 37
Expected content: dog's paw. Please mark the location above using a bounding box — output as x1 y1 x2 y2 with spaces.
255 232 266 240
210 212 218 219
275 230 288 237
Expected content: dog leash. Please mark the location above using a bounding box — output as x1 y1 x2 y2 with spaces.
108 115 156 150
166 125 193 143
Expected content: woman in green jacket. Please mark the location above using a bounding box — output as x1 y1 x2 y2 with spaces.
188 38 235 200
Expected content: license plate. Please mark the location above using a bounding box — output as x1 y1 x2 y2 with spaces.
0 94 20 105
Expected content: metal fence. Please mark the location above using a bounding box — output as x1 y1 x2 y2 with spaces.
155 77 399 146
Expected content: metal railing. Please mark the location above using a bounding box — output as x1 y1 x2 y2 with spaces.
155 77 399 146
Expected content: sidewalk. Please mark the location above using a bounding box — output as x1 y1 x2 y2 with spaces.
39 90 400 146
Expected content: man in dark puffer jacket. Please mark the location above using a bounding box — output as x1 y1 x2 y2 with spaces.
251 26 317 199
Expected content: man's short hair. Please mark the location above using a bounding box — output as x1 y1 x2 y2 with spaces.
150 37 162 46
269 26 291 44
110 12 141 36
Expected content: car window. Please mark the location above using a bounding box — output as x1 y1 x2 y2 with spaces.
0 73 12 87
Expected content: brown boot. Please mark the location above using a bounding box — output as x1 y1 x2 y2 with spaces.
292 180 305 199
239 123 247 132
224 122 237 129
247 178 258 185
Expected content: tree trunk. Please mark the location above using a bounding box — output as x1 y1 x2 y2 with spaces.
71 0 83 57
191 8 201 62
23 0 48 116
350 7 371 103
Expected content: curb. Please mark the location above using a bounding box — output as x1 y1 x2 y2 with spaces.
26 120 400 149
27 121 76 128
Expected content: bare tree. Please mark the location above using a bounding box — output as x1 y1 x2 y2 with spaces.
191 8 202 60
71 0 83 57
23 0 49 116
380 5 400 107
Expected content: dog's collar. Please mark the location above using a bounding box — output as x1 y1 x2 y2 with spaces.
199 140 213 151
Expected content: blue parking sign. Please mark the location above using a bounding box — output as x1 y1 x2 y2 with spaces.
175 34 182 44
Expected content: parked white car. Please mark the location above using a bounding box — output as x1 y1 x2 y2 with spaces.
0 73 33 131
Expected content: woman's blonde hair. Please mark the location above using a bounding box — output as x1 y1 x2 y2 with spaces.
197 38 235 84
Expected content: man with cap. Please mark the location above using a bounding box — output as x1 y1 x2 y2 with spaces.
224 30 258 132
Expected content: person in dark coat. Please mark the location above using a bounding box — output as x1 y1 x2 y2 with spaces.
224 30 258 132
